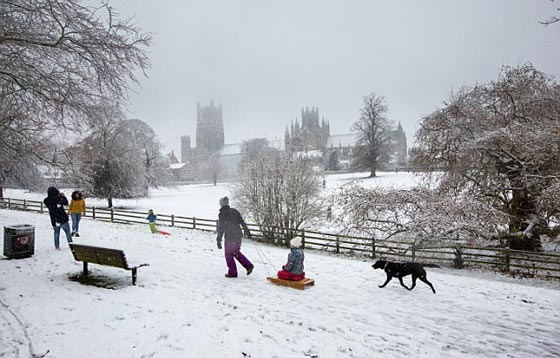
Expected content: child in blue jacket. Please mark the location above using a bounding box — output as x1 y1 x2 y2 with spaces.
146 209 157 233
277 236 305 281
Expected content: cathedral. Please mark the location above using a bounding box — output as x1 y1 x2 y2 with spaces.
284 106 408 170
181 101 224 164
173 103 408 182
284 107 330 151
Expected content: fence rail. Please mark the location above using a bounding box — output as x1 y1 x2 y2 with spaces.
2 197 559 279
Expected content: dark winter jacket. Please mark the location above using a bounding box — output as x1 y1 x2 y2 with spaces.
43 187 69 227
216 205 251 243
283 247 305 275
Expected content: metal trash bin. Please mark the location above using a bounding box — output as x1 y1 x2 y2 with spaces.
3 224 35 258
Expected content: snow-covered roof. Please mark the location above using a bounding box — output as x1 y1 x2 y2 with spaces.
296 150 323 158
327 133 359 148
219 143 242 156
218 138 286 157
170 163 187 170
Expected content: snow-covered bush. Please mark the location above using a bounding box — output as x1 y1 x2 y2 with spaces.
235 148 322 245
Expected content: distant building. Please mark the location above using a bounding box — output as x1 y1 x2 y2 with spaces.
391 122 407 167
325 124 408 170
195 101 224 154
285 107 330 151
177 101 226 180
168 150 179 164
180 135 192 164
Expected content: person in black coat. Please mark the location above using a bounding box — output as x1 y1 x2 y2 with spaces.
43 187 73 250
216 196 254 278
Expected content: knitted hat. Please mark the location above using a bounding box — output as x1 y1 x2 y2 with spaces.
219 196 229 207
290 236 302 248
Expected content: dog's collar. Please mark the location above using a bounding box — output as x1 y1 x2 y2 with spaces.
383 261 389 270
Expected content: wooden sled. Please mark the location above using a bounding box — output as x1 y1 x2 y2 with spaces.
267 276 315 290
157 230 171 236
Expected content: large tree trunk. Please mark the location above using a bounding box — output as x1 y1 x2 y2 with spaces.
507 188 542 251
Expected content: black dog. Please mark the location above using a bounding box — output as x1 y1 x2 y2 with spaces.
372 260 439 294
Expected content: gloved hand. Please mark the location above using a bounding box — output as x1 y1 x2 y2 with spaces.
216 240 222 249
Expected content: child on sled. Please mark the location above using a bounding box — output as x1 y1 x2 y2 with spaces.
277 236 305 281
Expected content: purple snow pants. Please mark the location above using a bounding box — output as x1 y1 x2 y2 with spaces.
224 240 253 277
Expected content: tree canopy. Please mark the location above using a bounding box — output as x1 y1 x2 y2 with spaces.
0 0 151 195
337 64 560 251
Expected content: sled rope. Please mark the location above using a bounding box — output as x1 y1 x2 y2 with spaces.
249 239 275 276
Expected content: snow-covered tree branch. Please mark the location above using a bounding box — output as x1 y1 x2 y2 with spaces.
0 0 151 194
413 64 560 250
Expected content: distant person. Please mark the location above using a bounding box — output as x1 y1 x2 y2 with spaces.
277 236 305 281
43 187 73 250
216 196 254 278
146 209 157 233
68 190 86 237
326 205 332 221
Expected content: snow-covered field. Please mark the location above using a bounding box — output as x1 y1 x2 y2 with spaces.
1 208 560 358
4 171 422 220
2 172 560 357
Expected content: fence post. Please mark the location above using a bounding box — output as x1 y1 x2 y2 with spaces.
336 235 340 254
193 217 197 230
301 230 306 249
411 244 416 261
23 199 27 211
453 244 464 269
215 220 218 233
7 198 11 209
171 214 175 227
40 201 44 213
92 207 96 220
503 248 511 272
372 236 376 258
110 208 114 223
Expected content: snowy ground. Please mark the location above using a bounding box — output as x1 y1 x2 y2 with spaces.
1 209 560 358
4 171 422 220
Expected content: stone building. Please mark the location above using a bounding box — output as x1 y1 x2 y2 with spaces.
284 107 330 151
326 123 408 170
181 101 225 161
195 101 224 154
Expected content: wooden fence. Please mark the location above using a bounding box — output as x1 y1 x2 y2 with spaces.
2 197 559 279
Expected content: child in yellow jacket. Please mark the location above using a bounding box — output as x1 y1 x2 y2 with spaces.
68 191 86 237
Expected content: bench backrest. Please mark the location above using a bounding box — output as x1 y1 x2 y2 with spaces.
69 243 129 269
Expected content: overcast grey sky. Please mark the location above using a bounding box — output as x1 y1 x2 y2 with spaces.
108 0 560 154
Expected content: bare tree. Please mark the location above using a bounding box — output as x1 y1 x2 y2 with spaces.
235 148 322 245
0 0 151 191
413 64 560 250
351 93 393 177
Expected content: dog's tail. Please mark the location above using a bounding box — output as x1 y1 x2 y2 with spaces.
422 263 440 268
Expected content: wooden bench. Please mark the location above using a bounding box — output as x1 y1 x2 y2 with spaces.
267 276 315 290
69 243 149 285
